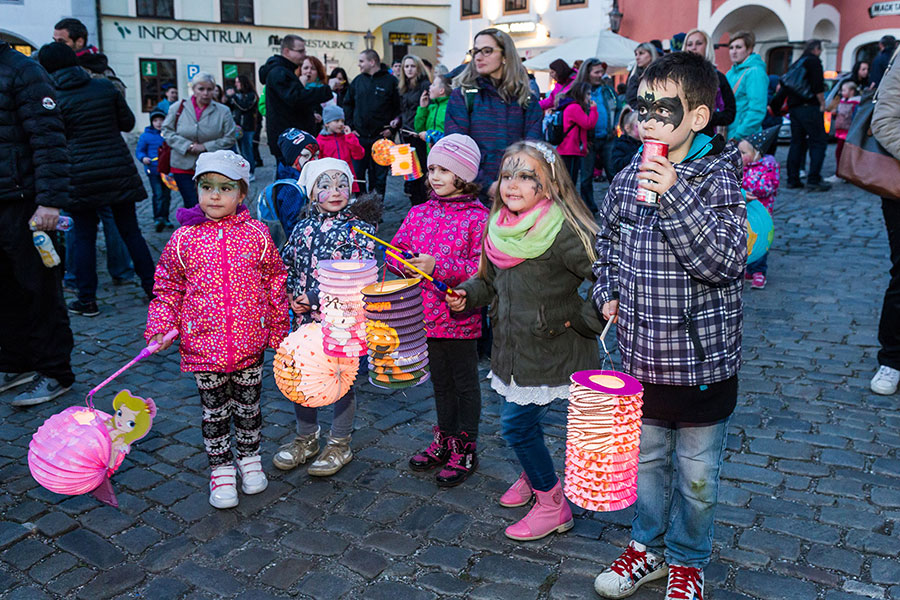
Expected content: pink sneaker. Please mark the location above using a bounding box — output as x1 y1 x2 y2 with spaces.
504 479 573 541
499 472 533 507
751 273 766 289
744 271 753 281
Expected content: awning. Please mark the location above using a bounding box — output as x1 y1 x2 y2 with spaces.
523 30 639 71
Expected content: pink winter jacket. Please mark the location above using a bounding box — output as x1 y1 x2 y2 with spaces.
557 102 598 157
145 209 290 373
387 193 488 339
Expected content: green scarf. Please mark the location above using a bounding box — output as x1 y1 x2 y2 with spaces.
485 199 565 268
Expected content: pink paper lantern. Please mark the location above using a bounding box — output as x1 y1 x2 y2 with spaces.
317 260 377 358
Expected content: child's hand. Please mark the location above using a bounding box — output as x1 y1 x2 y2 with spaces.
602 300 619 323
408 254 435 276
142 157 151 165
343 125 353 135
446 289 467 312
291 294 311 314
639 154 678 197
150 333 174 352
420 90 430 107
419 132 427 141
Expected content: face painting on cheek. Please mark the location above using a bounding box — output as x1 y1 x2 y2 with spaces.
636 90 685 130
500 156 544 196
314 172 351 203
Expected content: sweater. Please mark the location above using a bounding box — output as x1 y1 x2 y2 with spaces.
726 53 769 140
557 103 598 157
316 131 365 192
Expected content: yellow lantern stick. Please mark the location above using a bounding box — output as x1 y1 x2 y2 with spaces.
384 249 457 296
350 226 414 259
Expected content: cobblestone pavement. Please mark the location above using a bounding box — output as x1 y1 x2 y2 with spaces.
1 145 899 600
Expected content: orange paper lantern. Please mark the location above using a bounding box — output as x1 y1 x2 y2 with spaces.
371 139 395 166
273 323 359 407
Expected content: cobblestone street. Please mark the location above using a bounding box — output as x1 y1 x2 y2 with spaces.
1 146 899 600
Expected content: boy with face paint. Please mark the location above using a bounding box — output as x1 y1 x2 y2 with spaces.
277 157 382 477
592 52 747 600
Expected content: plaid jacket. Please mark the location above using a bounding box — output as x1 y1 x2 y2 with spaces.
592 136 746 386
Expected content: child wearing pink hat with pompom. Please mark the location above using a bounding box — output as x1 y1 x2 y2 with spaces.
386 133 489 487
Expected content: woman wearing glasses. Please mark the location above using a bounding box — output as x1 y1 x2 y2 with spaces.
446 28 542 204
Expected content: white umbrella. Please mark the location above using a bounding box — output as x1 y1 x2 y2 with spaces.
523 30 639 71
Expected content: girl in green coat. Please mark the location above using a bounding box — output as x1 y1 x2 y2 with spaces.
415 75 451 150
449 141 603 542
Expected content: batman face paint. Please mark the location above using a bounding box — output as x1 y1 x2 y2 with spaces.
635 79 703 163
635 90 685 130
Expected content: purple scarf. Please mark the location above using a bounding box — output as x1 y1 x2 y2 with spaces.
176 203 248 226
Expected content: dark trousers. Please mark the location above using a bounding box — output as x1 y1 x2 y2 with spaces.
172 172 199 208
787 104 828 185
404 137 429 206
70 203 156 302
878 198 900 370
746 253 768 276
563 154 596 212
354 137 389 197
195 360 263 467
0 201 75 386
427 338 482 439
147 174 172 222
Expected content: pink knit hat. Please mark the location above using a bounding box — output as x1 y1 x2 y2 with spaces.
427 134 481 183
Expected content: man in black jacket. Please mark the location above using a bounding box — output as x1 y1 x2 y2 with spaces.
870 35 897 88
772 39 830 192
259 34 333 165
0 43 75 407
53 18 126 97
343 49 401 196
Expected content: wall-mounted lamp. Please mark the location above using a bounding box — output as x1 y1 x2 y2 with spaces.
609 0 623 33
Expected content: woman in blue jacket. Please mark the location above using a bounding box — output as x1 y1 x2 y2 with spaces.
725 31 769 141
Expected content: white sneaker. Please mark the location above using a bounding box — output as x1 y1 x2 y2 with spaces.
249 173 256 182
236 455 268 494
824 174 842 184
871 365 900 395
594 540 668 599
209 464 238 508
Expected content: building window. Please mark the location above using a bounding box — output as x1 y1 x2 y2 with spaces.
558 0 585 6
766 45 794 76
137 0 174 18
139 58 176 113
504 0 527 13
221 0 253 24
309 0 338 30
461 0 480 18
222 62 256 92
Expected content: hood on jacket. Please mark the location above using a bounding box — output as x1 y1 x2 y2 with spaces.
731 53 766 73
76 48 111 75
142 124 163 135
259 54 297 85
634 133 732 176
50 65 91 90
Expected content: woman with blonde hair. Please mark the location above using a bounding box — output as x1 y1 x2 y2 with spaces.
399 54 434 205
446 28 542 203
625 42 659 108
684 28 736 137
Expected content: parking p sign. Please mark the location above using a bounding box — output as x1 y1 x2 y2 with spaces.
187 64 200 81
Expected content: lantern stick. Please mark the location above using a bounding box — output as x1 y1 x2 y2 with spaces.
86 329 178 408
384 249 457 296
350 226 414 259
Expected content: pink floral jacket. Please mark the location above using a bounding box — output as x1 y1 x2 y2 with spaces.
145 209 290 373
388 192 488 339
742 154 779 213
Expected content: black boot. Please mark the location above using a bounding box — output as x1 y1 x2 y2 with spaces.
435 431 477 487
409 426 450 471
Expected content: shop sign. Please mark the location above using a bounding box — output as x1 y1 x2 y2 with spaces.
870 1 900 16
116 22 253 44
223 64 239 79
142 61 157 76
267 35 354 50
388 32 432 46
494 21 537 34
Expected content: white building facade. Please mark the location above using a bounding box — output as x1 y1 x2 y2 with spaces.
1 0 97 55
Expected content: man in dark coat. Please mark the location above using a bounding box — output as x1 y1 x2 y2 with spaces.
870 35 898 88
259 34 333 165
0 42 75 407
343 49 401 196
37 42 156 317
53 17 126 97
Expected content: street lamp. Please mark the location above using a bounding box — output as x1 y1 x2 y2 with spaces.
609 0 623 34
364 29 375 50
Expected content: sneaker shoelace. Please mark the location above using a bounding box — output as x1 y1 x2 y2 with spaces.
667 566 703 600
18 377 46 395
421 438 444 460
875 366 899 382
609 544 647 577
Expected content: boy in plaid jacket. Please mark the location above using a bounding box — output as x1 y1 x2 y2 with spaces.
591 52 746 600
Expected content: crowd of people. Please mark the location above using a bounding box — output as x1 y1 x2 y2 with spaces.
3 16 900 600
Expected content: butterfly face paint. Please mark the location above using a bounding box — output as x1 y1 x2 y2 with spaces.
197 173 244 220
499 152 545 215
635 90 685 130
313 170 351 213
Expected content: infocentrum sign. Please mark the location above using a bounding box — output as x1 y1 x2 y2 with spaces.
114 21 252 44
869 1 900 17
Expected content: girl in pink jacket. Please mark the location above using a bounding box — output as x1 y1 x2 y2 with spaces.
145 150 289 510
556 83 598 212
387 134 488 488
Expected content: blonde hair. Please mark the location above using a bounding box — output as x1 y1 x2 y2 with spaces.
618 105 637 133
398 54 433 94
631 43 659 78
478 141 598 277
112 390 156 446
684 29 716 64
453 29 533 107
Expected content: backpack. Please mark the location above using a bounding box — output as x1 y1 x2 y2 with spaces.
255 178 307 248
543 100 577 145
780 57 814 100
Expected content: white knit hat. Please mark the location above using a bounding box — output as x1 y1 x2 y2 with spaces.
297 157 353 196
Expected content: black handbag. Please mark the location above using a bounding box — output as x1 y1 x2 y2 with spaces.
780 57 814 101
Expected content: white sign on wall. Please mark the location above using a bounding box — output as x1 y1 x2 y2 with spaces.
870 1 900 17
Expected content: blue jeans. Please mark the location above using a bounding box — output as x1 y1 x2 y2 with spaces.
237 131 256 174
500 400 558 492
747 253 767 276
63 207 134 289
172 172 199 208
294 384 356 439
147 174 172 222
632 418 730 568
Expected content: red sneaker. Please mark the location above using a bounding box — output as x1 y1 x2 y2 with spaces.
594 540 667 598
751 273 766 289
665 565 704 600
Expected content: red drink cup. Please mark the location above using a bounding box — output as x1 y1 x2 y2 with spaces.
635 140 669 207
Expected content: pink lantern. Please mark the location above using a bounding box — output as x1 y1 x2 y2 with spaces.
564 370 643 512
273 322 360 407
317 259 377 358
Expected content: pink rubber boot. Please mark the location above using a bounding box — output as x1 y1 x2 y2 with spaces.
499 472 533 507
504 479 574 541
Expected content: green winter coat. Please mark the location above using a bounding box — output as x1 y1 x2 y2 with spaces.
457 222 604 387
414 95 448 140
726 53 768 141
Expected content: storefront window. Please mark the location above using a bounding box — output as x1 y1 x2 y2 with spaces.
461 0 480 18
222 62 256 92
766 46 793 76
558 0 585 6
137 0 174 18
855 42 880 67
139 58 176 113
221 0 253 24
309 0 338 30
504 0 527 13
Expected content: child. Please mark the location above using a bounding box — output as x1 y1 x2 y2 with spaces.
136 109 172 232
556 82 599 212
316 105 365 193
386 134 489 487
276 157 382 476
608 106 641 179
591 52 745 600
274 128 320 238
831 80 860 169
145 150 290 509
447 140 603 540
738 126 780 289
415 75 451 149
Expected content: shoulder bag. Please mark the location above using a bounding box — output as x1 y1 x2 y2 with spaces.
157 100 186 176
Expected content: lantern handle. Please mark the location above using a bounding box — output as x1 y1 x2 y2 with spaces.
598 316 616 373
86 329 178 410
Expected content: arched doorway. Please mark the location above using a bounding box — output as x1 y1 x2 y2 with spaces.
711 4 789 72
855 42 880 68
375 18 442 69
0 30 37 56
811 18 838 71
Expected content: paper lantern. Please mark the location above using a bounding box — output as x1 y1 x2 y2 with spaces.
564 370 643 512
372 139 395 166
317 259 377 358
390 144 414 176
403 147 424 182
362 279 430 389
273 322 359 407
746 199 774 264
